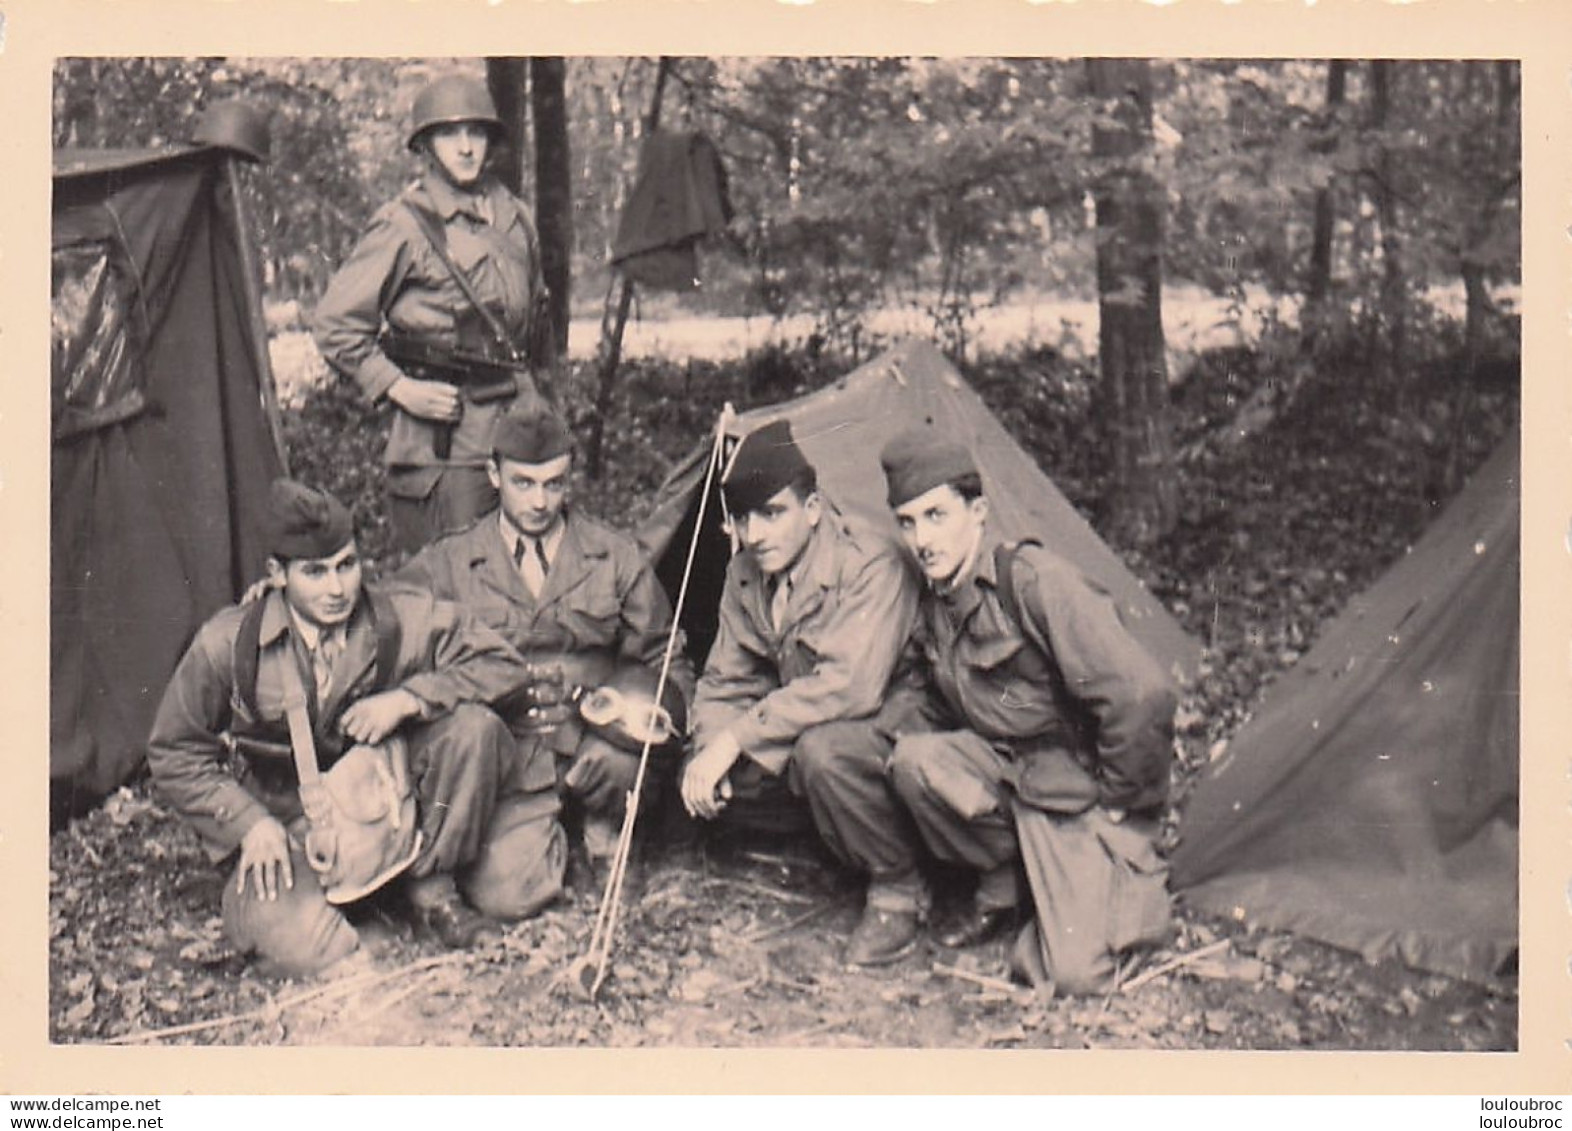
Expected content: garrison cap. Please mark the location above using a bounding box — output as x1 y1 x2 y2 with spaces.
880 426 979 508
492 403 574 465
722 419 816 514
265 479 355 560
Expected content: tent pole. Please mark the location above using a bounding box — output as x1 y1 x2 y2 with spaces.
222 156 291 476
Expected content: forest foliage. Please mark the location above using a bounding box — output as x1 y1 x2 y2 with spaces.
54 55 1520 366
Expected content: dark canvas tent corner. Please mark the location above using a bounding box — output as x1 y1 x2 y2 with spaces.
51 145 284 817
636 338 1201 683
1170 427 1520 984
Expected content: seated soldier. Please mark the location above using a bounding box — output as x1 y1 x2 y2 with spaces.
682 420 929 967
879 429 1178 994
147 480 554 977
396 404 694 883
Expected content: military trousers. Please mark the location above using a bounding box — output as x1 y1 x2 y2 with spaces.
889 729 1172 994
715 719 927 909
223 703 547 974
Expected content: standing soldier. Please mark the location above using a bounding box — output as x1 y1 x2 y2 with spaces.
313 73 549 554
682 420 929 967
147 480 556 977
396 404 695 883
879 428 1177 994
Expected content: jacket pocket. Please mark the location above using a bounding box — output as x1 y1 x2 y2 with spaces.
965 635 1024 672
1012 744 1099 815
561 582 621 647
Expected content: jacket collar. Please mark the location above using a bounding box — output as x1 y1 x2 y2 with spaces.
417 171 504 224
737 502 844 630
935 525 1003 624
469 508 603 606
256 587 369 648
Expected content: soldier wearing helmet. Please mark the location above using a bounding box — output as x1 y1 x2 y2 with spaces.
313 73 550 555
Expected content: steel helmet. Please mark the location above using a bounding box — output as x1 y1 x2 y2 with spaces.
192 99 272 164
578 663 688 754
407 74 504 151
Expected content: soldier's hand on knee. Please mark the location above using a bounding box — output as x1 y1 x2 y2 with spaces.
339 689 422 745
238 817 293 901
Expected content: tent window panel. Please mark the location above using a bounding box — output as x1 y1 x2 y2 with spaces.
51 239 148 441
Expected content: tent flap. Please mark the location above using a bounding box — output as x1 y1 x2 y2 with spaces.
51 147 282 800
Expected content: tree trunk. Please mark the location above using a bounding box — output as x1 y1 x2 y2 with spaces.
530 57 572 362
1086 58 1176 547
1443 61 1518 491
1305 59 1347 315
485 58 529 195
1369 60 1408 394
586 56 672 479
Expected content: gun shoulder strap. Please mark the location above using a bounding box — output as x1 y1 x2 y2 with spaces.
400 196 517 359
234 591 403 723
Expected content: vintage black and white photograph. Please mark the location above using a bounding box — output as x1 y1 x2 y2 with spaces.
45 53 1520 1052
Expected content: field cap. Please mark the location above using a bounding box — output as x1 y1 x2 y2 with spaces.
723 419 816 513
880 426 979 508
266 479 355 560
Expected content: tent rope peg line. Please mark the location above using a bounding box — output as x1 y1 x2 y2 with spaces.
574 413 730 1000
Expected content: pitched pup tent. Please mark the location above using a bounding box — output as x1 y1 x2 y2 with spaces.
1170 427 1520 983
51 141 284 814
637 339 1201 683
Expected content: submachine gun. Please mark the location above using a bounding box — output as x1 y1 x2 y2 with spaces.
379 302 547 459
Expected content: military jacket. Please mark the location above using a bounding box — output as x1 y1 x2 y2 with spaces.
693 504 920 775
396 510 695 754
147 584 528 862
918 534 1177 814
312 173 545 473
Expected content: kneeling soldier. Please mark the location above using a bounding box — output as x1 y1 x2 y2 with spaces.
396 404 695 881
683 420 929 967
880 429 1178 994
148 480 547 977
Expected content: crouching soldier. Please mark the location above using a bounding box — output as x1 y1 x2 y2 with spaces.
396 404 694 882
147 480 553 977
879 429 1178 994
682 420 929 967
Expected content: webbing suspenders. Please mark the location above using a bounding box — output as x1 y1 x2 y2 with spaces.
233 589 403 742
401 197 520 361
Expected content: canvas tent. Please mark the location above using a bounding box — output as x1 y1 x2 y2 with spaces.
1170 427 1519 984
637 339 1201 684
51 142 284 814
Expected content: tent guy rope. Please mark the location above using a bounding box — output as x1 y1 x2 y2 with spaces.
571 405 733 998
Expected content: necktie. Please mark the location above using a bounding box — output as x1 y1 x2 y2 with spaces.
311 629 342 704
769 575 791 632
515 535 549 596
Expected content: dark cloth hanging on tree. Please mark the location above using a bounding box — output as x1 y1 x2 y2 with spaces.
610 130 732 291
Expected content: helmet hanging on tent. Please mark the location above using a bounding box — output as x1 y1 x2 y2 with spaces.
407 75 504 152
192 99 272 164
